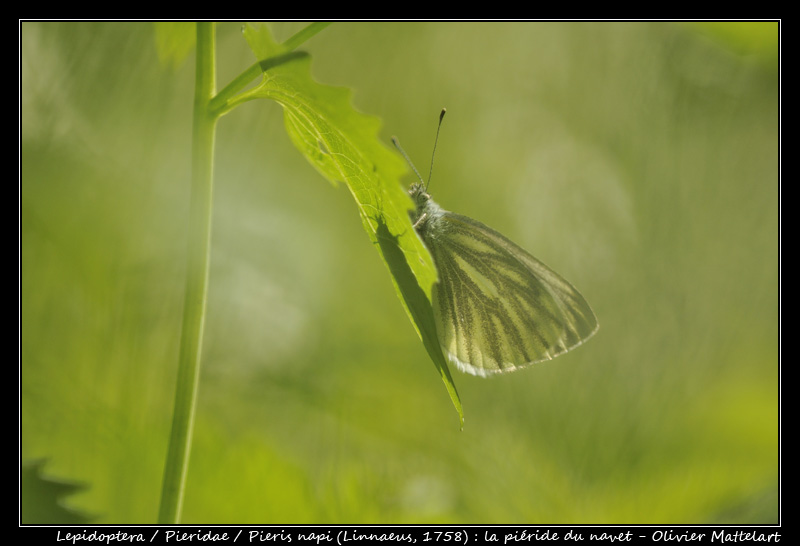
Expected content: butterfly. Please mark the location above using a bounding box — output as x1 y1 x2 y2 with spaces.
394 109 598 377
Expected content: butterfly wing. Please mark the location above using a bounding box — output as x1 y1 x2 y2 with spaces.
423 211 598 377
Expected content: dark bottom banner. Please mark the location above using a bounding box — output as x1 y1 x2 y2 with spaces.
20 525 782 545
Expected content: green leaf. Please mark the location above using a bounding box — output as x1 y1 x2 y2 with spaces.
240 23 463 426
20 459 94 524
153 22 196 69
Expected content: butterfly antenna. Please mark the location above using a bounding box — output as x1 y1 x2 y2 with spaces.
391 108 447 190
391 136 425 185
426 108 446 191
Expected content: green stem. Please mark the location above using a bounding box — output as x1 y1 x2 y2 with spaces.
158 21 218 524
208 60 263 116
209 51 309 117
281 22 333 52
208 22 328 117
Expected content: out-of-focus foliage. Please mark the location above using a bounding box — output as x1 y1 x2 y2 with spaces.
153 22 195 69
687 22 779 69
20 22 779 524
21 460 93 524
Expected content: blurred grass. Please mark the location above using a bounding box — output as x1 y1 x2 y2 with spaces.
20 21 779 523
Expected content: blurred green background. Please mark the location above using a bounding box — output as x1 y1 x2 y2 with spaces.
20 22 779 524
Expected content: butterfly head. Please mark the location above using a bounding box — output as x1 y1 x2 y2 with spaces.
409 182 430 208
409 183 432 228
408 182 444 235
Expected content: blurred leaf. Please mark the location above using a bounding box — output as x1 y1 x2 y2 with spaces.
239 23 463 426
708 482 779 524
153 22 196 69
20 459 94 524
687 21 779 69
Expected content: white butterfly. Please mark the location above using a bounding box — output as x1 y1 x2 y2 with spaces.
395 110 598 377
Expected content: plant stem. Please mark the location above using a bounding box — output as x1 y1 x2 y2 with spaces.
209 52 309 117
158 21 217 524
281 22 333 52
